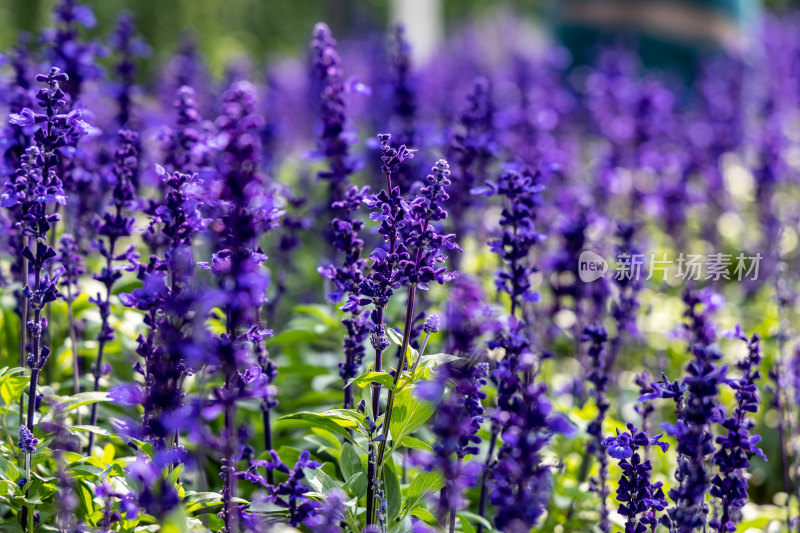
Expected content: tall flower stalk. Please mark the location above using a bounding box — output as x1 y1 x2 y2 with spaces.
710 329 766 532
3 66 89 531
584 324 610 533
88 129 139 451
604 424 670 532
201 80 280 533
319 184 371 408
361 134 459 526
646 287 727 532
471 165 549 531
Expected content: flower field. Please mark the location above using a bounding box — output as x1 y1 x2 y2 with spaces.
1 1 799 532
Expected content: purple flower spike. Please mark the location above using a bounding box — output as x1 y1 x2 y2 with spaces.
604 424 670 532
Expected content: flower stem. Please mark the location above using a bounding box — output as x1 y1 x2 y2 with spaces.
476 427 497 533
88 235 117 452
371 306 386 419
368 284 417 525
18 238 29 437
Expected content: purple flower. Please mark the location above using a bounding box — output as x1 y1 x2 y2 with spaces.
489 383 572 531
603 424 669 531
388 25 418 192
304 488 347 533
46 0 104 101
87 129 140 448
318 184 372 408
236 450 321 527
310 23 359 218
425 362 488 520
161 85 209 175
473 164 545 315
448 77 495 242
18 425 39 453
583 324 611 532
55 234 84 302
647 287 728 532
709 332 766 532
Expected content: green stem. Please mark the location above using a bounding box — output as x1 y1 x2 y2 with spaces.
369 284 417 525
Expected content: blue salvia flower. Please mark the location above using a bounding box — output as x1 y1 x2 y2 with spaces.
608 221 644 372
110 12 149 129
235 450 320 528
310 23 359 220
444 275 493 356
305 488 347 533
603 424 669 532
200 79 281 533
56 233 83 303
126 455 180 521
56 232 84 397
4 67 89 449
318 184 372 408
120 166 206 447
17 425 38 453
489 382 574 531
424 361 489 523
46 0 103 102
473 164 553 532
651 287 727 532
584 324 611 533
162 85 207 174
448 77 495 242
472 165 545 316
354 134 416 411
709 330 766 532
389 24 418 192
87 129 139 450
398 157 460 287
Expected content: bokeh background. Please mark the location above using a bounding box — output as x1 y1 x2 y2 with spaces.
2 0 799 77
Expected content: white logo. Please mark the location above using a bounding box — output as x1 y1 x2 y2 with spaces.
579 250 608 282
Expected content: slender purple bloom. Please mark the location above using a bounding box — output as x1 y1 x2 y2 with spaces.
603 424 669 532
318 184 372 408
648 287 727 532
425 362 488 522
310 23 359 223
709 330 766 532
87 129 139 450
584 324 611 533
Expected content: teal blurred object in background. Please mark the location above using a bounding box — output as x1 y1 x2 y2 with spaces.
555 0 760 72
0 0 792 77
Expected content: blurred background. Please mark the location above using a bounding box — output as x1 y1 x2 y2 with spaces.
2 0 800 77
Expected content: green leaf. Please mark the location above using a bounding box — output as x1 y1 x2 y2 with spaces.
395 436 433 452
305 467 342 494
386 328 403 346
342 471 366 497
345 372 395 391
0 455 21 481
417 353 462 371
279 411 362 439
458 513 477 533
409 506 438 526
382 465 401 525
361 385 374 420
68 465 105 480
339 443 367 497
0 375 28 408
70 425 113 437
55 391 111 411
404 470 444 513
184 491 223 513
458 511 493 531
389 388 434 443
